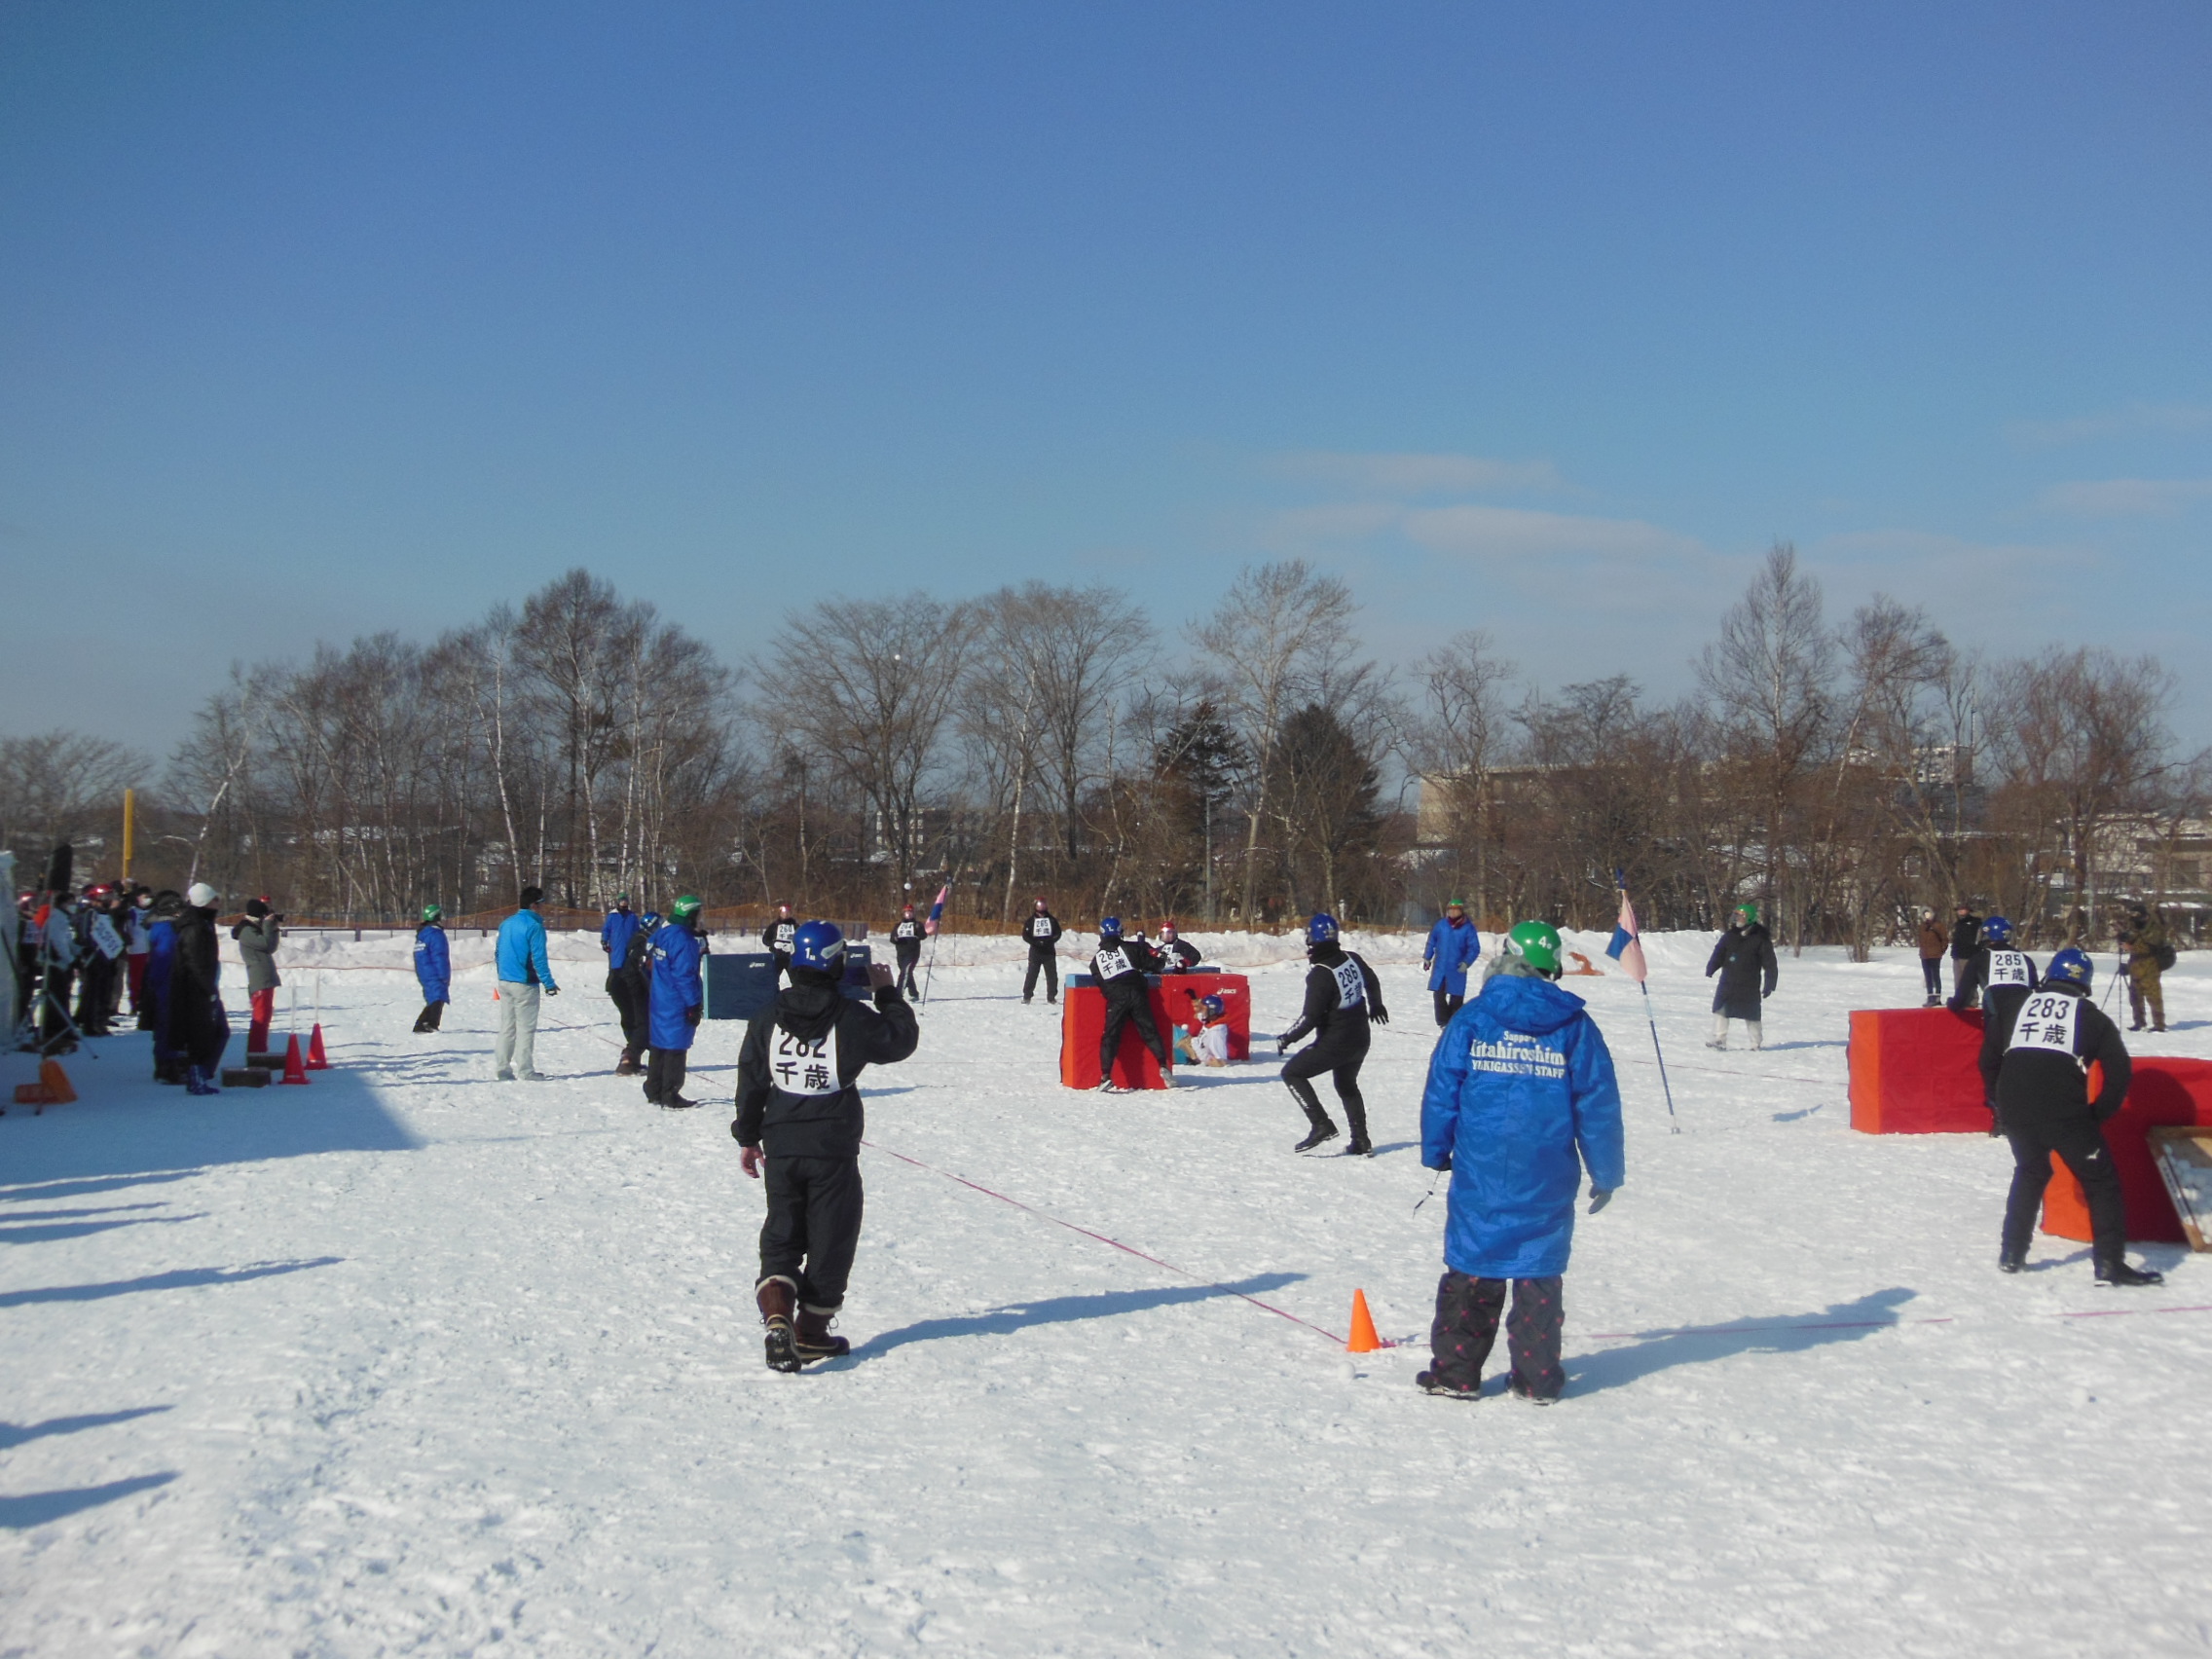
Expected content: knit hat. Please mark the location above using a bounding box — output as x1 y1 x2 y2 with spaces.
186 882 217 908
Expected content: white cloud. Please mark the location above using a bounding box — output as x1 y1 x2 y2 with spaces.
1272 451 1562 494
2005 404 2212 448
2034 478 2212 516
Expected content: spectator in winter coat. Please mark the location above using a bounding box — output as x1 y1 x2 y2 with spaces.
1704 903 1778 1051
72 886 123 1036
735 919 919 1371
891 903 925 996
2120 903 2169 1033
166 883 229 1093
1090 917 1172 1090
493 886 559 1082
761 903 798 988
1422 900 1484 1027
36 891 80 1052
1990 948 2160 1285
645 896 707 1108
232 899 282 1052
126 887 155 1021
1419 920 1624 1403
1949 903 1984 1007
145 891 183 1082
413 905 451 1033
1916 911 1948 1007
1275 913 1386 1154
1021 900 1064 1004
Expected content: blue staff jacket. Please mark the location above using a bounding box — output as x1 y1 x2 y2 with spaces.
647 920 704 1051
1420 972 1625 1279
601 907 641 968
414 923 451 1002
1423 915 1484 994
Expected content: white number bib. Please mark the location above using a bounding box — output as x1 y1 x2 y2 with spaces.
1031 918 1053 940
2008 991 2081 1056
1095 946 1135 980
1333 959 1365 1009
1987 950 2033 989
91 914 126 960
771 1025 841 1095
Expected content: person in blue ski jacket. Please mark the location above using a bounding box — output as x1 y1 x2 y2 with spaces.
493 886 559 1081
413 904 451 1033
600 892 646 1072
1422 899 1484 1027
645 894 706 1108
1418 919 1624 1405
601 893 642 967
144 890 184 1084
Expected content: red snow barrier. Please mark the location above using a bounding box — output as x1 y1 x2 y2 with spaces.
1847 1007 1989 1134
1059 977 1176 1089
2042 1058 2212 1245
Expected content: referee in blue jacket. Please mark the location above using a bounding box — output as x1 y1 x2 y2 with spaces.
1418 919 1624 1404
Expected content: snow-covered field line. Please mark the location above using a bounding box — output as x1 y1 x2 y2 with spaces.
3 936 2208 1655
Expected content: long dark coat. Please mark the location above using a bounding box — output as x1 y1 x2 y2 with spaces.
165 905 230 1069
1706 922 1778 1019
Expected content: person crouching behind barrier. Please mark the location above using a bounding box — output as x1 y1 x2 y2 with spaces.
734 920 919 1372
1175 992 1232 1067
1418 920 1624 1404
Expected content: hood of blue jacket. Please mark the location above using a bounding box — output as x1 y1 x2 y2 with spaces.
1475 972 1587 1036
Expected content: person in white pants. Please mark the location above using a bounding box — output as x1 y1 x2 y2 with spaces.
493 885 560 1081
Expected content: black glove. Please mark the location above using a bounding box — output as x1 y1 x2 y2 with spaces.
1588 1186 1613 1215
685 1005 702 1026
1369 1007 1388 1025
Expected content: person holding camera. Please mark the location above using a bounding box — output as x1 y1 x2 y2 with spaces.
233 898 282 1052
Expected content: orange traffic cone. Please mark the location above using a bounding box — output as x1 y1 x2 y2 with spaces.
40 1059 76 1104
1346 1289 1382 1353
279 1033 310 1085
306 1023 330 1069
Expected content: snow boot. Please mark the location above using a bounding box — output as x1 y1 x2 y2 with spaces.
615 1049 640 1076
1293 1120 1341 1154
185 1066 220 1097
660 1094 699 1110
757 1276 802 1373
794 1306 850 1363
1998 1247 2026 1274
2095 1258 2164 1288
1415 1370 1480 1401
1342 1138 1373 1157
1508 1375 1558 1407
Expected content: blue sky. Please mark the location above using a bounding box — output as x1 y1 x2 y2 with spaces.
3 2 2208 753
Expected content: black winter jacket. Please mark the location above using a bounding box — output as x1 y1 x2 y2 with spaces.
892 917 925 959
1949 914 1983 960
1705 923 1778 1019
1024 911 1064 952
166 904 228 1062
1988 981 2130 1123
1949 946 2038 1014
733 973 919 1158
1280 944 1385 1046
1089 937 1162 1003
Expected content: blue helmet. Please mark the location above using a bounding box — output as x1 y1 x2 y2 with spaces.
2046 946 2093 989
1308 912 1340 945
1199 993 1226 1018
641 910 662 932
791 919 846 972
1981 915 2013 946
1099 916 1123 938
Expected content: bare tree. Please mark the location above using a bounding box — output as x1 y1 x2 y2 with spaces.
1409 631 1515 922
0 731 149 867
1193 561 1357 927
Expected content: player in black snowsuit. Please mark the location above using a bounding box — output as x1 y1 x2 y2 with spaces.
1021 899 1064 1004
760 903 798 987
891 903 925 996
733 920 920 1370
1987 947 2161 1286
1156 923 1200 973
1089 917 1172 1089
1275 912 1387 1156
1952 916 2040 1133
613 911 659 1073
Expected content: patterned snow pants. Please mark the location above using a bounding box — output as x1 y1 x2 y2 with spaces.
1428 1271 1566 1399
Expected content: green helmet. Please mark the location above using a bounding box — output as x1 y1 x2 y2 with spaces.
1735 900 1759 922
1506 920 1563 975
422 903 442 922
1445 898 1466 910
670 894 703 922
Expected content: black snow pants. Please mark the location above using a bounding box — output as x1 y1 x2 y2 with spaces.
896 947 921 997
1431 988 1464 1028
2003 1111 2125 1265
608 973 646 1056
1282 1026 1370 1142
1429 1271 1566 1399
1024 947 1059 1003
413 1000 446 1033
1098 985 1168 1081
645 1048 690 1105
759 1155 866 1311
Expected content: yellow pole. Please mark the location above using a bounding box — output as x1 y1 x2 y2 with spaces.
123 788 135 881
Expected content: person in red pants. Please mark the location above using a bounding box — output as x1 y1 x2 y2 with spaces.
232 898 282 1052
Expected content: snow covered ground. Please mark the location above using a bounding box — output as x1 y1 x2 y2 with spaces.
4 928 2209 1656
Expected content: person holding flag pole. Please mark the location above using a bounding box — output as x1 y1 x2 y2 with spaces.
917 884 950 1010
1607 873 1678 1134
